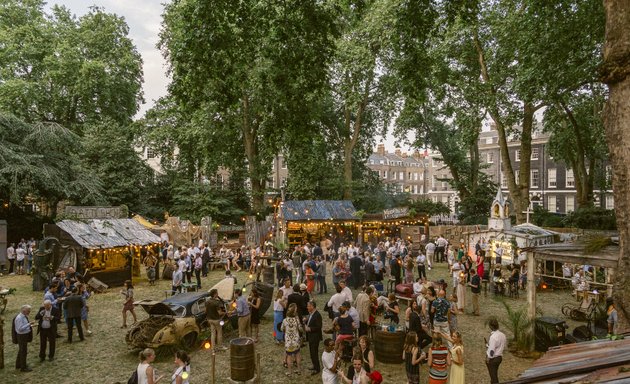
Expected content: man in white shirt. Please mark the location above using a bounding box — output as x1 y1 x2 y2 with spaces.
14 304 34 371
339 280 353 303
16 246 26 275
280 278 294 300
327 287 346 318
354 286 372 337
486 317 507 384
416 253 427 279
425 241 435 270
7 243 16 274
321 338 339 384
451 260 462 289
436 236 448 262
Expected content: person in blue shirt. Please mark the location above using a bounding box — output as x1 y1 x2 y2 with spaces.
232 289 251 338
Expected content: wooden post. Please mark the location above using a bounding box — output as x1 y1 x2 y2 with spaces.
256 352 261 383
211 350 216 384
527 251 536 352
0 315 4 369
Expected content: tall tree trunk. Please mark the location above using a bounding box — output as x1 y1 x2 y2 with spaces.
473 29 534 223
242 95 264 214
559 102 591 207
342 139 354 199
601 0 630 332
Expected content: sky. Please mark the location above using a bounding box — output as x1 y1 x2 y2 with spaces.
47 0 407 151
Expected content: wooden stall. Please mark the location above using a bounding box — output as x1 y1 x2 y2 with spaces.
42 218 161 288
278 200 358 247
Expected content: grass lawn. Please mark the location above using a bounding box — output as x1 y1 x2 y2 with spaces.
0 263 579 384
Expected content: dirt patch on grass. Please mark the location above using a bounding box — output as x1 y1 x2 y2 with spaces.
0 264 579 383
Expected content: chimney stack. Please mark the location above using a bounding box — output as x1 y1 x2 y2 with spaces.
377 144 385 155
394 148 402 156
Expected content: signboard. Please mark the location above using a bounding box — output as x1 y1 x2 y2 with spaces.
63 206 127 219
383 207 410 220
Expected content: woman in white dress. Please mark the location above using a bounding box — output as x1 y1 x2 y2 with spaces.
137 348 163 384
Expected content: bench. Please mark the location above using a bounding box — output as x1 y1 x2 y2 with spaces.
207 261 223 271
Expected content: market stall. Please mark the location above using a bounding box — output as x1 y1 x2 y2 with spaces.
41 218 161 288
278 200 358 247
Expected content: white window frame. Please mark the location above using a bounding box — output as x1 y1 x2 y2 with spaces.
566 169 575 187
566 196 575 213
531 148 539 160
146 148 156 159
501 172 507 189
548 168 557 188
548 195 557 212
531 169 539 188
606 195 614 209
487 152 494 163
515 150 521 162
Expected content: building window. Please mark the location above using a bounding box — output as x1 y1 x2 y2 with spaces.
531 148 539 160
531 169 539 188
514 170 520 184
548 195 557 212
281 158 287 169
566 196 575 213
548 168 557 188
379 160 384 165
432 176 437 190
392 172 396 180
606 195 614 209
487 152 494 163
369 159 374 165
515 150 521 162
485 137 493 144
501 172 507 188
146 148 156 159
399 172 404 180
566 169 575 187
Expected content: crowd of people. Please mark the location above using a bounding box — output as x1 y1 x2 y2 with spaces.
7 233 622 383
4 238 37 275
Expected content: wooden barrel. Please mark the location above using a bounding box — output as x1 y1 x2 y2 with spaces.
161 263 173 280
253 282 274 318
262 266 275 285
230 337 256 381
374 330 405 364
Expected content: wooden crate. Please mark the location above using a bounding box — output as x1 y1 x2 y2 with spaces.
87 277 109 293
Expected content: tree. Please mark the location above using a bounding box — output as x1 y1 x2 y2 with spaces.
159 0 337 214
81 119 153 215
324 0 401 199
0 113 103 213
543 89 608 208
0 1 143 132
392 0 603 223
601 0 630 332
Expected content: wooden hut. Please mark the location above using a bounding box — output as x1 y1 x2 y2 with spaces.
278 200 358 247
42 218 161 287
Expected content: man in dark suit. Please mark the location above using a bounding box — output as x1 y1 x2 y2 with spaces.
63 287 84 343
35 299 61 361
304 300 323 375
349 253 364 289
287 284 307 322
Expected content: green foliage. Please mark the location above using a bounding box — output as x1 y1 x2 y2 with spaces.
531 205 565 227
499 300 535 352
80 119 152 215
565 207 617 230
408 198 450 217
0 1 143 131
159 0 337 211
0 113 104 206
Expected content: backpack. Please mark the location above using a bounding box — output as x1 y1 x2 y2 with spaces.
127 368 138 384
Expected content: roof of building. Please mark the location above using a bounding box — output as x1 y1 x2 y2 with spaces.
504 338 630 384
56 219 162 249
525 241 620 269
281 200 357 221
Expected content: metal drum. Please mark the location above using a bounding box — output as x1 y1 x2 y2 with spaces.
230 337 256 381
262 266 275 285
